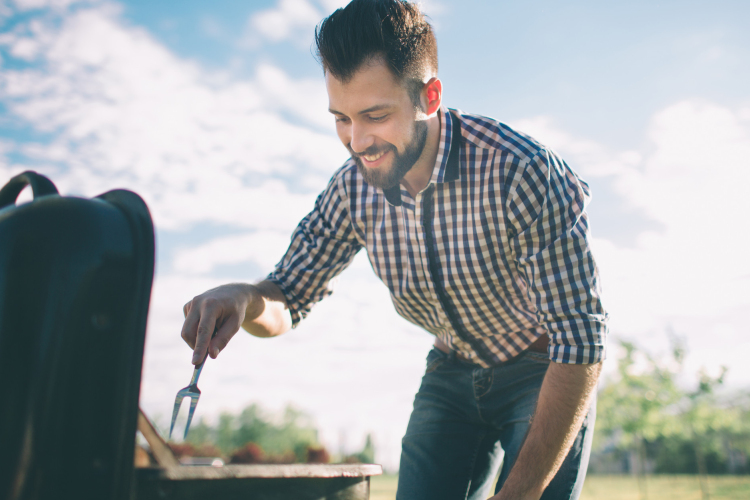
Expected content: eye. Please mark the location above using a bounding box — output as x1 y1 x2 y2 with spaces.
335 116 350 124
369 115 387 122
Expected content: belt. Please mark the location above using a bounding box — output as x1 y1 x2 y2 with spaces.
433 334 549 363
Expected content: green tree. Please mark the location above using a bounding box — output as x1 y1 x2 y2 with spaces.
596 339 683 499
185 417 213 446
680 366 729 500
234 404 271 450
185 402 321 461
728 391 750 472
355 434 375 464
215 412 237 453
259 405 319 461
595 335 750 491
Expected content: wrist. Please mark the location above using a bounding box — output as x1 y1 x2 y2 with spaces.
493 475 543 500
241 280 291 337
241 283 263 318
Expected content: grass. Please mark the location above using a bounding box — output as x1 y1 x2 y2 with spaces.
580 475 750 500
369 474 750 500
370 474 398 500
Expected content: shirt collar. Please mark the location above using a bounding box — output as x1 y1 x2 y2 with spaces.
383 106 462 207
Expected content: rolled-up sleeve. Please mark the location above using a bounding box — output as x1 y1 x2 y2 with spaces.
266 170 362 327
506 149 608 364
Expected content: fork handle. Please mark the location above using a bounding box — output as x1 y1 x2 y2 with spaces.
189 361 205 386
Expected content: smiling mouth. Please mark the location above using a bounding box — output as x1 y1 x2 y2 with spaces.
363 151 386 162
359 149 391 166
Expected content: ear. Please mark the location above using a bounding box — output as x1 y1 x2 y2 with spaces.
423 77 442 116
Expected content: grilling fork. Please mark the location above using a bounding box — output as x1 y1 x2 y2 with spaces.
169 330 216 440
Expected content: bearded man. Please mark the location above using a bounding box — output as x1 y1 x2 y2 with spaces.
180 1 608 499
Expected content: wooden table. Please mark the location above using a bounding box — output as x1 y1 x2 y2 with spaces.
135 463 383 500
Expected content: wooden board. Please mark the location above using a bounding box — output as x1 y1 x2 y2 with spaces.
137 408 179 468
135 464 383 500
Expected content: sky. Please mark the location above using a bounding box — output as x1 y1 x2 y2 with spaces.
1 0 749 470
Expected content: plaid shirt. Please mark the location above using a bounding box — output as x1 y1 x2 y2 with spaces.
268 107 607 367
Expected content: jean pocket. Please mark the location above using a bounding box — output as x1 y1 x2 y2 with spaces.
425 347 448 374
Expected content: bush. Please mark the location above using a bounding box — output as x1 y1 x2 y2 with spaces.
229 442 265 464
168 442 195 458
264 451 297 464
306 446 330 464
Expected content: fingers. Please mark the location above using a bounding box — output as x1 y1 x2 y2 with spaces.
180 299 200 350
192 298 221 365
180 285 249 364
180 296 219 364
208 315 241 359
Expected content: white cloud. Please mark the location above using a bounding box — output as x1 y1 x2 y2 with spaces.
317 0 348 12
512 116 643 178
414 0 447 19
242 0 446 50
596 101 750 322
255 63 331 129
515 102 750 386
315 0 444 16
245 0 322 47
199 16 225 41
12 0 95 11
0 2 347 230
173 230 294 274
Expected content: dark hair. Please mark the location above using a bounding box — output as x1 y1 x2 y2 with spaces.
314 0 438 102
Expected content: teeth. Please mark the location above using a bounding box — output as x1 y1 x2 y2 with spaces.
363 151 385 162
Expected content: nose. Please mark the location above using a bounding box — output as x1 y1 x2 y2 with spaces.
349 121 374 154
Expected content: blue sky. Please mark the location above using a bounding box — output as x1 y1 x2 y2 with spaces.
2 0 749 469
115 0 750 146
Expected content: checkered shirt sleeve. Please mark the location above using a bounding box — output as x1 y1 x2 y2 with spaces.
266 172 362 326
506 149 607 364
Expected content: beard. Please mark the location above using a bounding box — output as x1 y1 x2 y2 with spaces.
348 119 428 190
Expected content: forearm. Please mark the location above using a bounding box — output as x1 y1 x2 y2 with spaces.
241 280 293 338
182 280 292 364
493 361 601 500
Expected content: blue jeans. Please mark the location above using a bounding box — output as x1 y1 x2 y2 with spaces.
396 347 595 500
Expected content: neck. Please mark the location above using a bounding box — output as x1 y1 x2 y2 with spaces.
400 111 442 198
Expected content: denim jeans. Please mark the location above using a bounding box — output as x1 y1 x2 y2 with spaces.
396 347 596 500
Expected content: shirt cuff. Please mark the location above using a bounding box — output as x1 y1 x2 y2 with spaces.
549 342 606 365
265 274 303 328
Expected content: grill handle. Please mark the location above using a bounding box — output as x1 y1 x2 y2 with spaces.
0 170 59 208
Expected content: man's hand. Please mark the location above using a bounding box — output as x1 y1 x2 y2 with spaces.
491 361 602 500
181 281 292 365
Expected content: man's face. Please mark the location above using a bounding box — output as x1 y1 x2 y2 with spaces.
326 58 428 190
